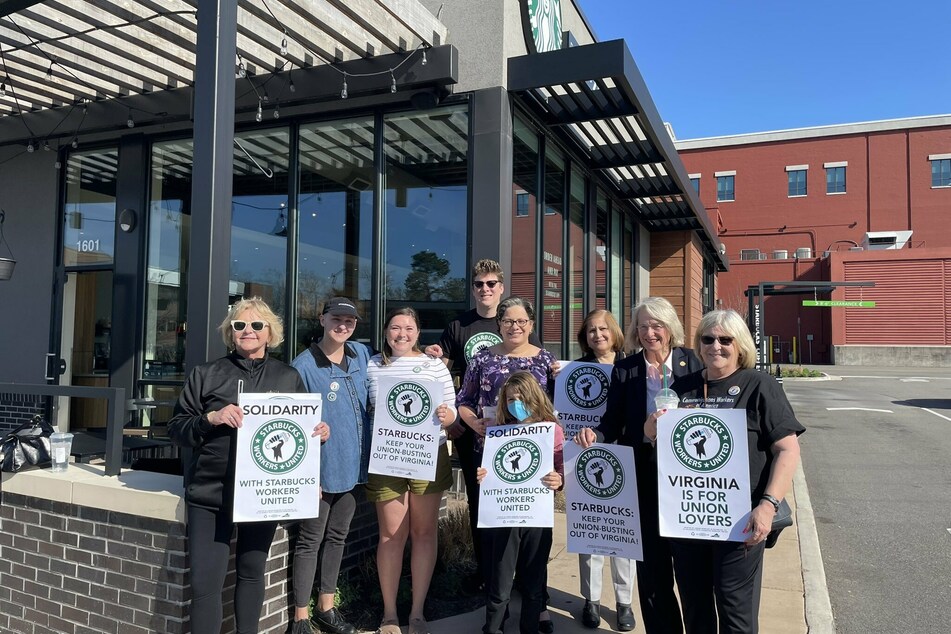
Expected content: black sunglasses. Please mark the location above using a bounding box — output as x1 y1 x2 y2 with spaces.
231 320 269 332
472 280 500 289
701 335 733 346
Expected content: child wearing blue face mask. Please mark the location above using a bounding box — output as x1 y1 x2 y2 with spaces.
476 371 565 634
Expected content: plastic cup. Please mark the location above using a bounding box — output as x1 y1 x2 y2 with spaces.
50 432 73 473
482 406 497 422
654 388 680 412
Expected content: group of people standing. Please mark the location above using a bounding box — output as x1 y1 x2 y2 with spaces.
169 258 804 634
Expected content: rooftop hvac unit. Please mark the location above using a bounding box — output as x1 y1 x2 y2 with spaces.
795 247 812 259
773 250 788 260
862 230 913 250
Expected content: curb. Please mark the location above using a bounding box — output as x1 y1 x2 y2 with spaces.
794 463 836 633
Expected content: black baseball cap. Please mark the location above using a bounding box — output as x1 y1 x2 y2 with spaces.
322 297 360 319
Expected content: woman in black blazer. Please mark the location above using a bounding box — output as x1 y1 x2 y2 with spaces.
576 297 703 634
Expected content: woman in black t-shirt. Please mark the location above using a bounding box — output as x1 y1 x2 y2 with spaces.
655 309 804 634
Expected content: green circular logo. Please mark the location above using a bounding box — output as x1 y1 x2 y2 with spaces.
465 331 502 362
251 419 308 474
565 365 609 409
523 0 563 54
493 439 542 484
575 447 624 499
386 381 432 426
670 413 733 473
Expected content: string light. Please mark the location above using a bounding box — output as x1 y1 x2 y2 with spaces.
71 138 78 149
126 110 134 128
46 61 53 81
26 140 34 152
340 73 348 99
273 103 280 119
422 49 427 66
0 81 5 97
280 31 288 56
390 70 396 93
43 140 50 151
289 75 295 93
237 55 247 78
255 100 263 122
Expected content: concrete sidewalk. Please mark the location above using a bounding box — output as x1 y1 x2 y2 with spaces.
380 463 832 633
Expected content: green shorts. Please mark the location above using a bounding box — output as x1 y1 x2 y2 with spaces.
365 442 452 502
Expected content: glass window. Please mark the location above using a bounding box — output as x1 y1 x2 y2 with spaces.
826 166 847 193
63 149 118 266
610 207 622 326
932 159 951 187
623 217 635 328
382 105 470 344
511 116 539 299
297 117 376 350
541 147 565 358
594 190 609 311
690 177 700 195
716 175 734 201
788 169 807 196
567 169 585 359
144 140 194 382
515 192 530 217
231 128 291 360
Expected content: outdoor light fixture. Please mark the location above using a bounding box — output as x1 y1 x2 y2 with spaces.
341 74 348 99
118 208 137 233
273 104 280 119
27 140 35 153
127 110 135 128
422 49 427 66
255 101 263 122
390 70 397 93
280 32 288 56
71 138 78 149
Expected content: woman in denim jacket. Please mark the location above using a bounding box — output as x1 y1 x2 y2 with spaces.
288 297 372 634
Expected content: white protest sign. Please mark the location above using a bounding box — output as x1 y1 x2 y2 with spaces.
233 394 322 523
554 361 612 441
368 377 441 481
478 422 555 529
657 408 750 541
565 443 643 560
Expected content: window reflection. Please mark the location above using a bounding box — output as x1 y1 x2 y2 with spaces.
542 148 565 358
63 149 118 266
511 117 539 299
231 128 291 356
567 170 585 359
382 105 469 343
297 117 375 351
595 190 609 311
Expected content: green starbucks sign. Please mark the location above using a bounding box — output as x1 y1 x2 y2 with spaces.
521 0 563 54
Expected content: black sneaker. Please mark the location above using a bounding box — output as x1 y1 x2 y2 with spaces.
290 620 316 634
581 600 600 629
312 608 357 634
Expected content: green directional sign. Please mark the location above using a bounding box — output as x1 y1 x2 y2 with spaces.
802 300 875 308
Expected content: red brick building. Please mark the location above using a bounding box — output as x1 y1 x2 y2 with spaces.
675 115 951 365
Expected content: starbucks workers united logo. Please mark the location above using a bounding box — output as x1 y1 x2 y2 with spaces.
464 332 501 362
670 413 733 473
386 381 433 426
251 419 308 474
493 439 542 484
565 365 609 409
576 447 624 499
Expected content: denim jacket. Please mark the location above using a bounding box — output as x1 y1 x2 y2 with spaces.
291 341 372 493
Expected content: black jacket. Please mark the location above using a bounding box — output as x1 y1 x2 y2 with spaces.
169 352 306 511
594 347 703 447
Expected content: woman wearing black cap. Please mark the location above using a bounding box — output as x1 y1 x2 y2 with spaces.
288 297 373 634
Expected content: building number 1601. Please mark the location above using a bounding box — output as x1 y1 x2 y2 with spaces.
76 239 100 253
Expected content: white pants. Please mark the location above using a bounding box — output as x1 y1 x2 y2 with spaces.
578 554 634 605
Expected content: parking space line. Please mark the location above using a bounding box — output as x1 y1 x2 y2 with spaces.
826 407 893 413
922 408 951 422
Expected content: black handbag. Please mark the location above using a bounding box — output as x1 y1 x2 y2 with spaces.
0 414 55 473
764 498 793 548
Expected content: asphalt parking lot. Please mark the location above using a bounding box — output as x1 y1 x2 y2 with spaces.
784 366 951 634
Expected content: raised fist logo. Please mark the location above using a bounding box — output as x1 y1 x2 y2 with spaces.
579 377 593 399
400 394 415 415
688 429 709 458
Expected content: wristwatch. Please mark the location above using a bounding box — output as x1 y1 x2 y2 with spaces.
760 493 781 512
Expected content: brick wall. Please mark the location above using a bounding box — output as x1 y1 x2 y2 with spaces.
0 393 47 434
0 491 298 634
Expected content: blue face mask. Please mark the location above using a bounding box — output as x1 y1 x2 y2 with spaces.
507 400 532 422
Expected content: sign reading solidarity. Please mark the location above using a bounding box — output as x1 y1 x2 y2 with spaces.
565 443 642 560
657 408 750 541
233 394 322 523
369 376 441 481
478 422 555 529
554 361 613 440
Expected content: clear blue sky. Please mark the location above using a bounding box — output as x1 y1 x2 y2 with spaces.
582 0 951 140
